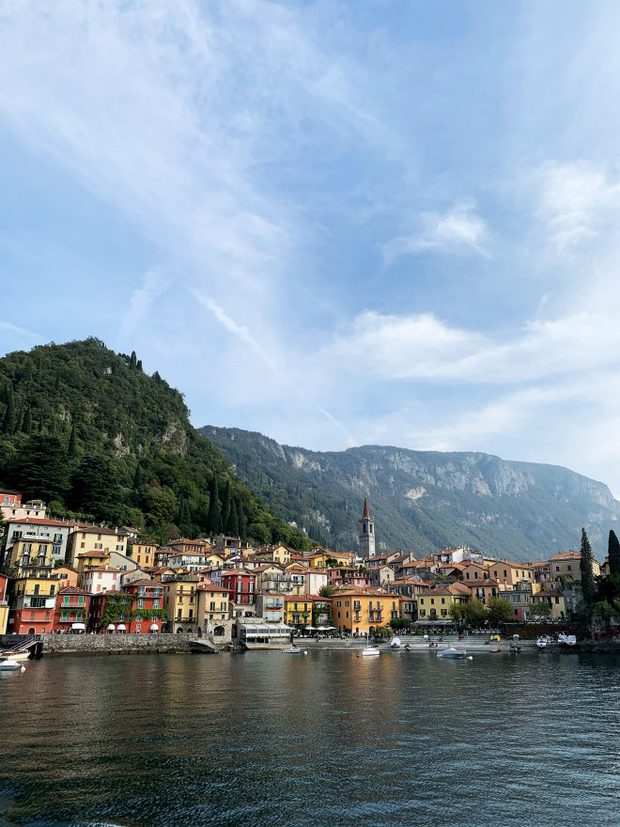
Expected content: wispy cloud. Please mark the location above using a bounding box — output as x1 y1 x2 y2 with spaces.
382 202 489 263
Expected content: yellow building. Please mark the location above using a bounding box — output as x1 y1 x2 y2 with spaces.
196 583 230 627
0 573 9 635
285 595 315 627
417 583 469 621
10 572 60 634
67 525 127 565
129 542 157 569
163 576 200 631
76 550 110 574
5 537 54 576
306 550 356 569
533 586 567 620
332 590 398 635
486 561 534 589
548 551 600 583
54 567 79 589
254 543 294 566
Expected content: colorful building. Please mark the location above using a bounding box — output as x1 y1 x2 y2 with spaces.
2 518 74 568
129 542 158 569
81 567 121 595
548 551 600 583
9 572 60 634
76 550 111 574
327 566 371 590
54 587 91 633
67 525 127 566
0 572 9 635
221 569 256 606
332 590 398 635
196 582 230 630
122 580 165 633
162 576 200 632
416 583 470 621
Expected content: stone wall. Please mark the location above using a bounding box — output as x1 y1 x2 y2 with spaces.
41 633 200 655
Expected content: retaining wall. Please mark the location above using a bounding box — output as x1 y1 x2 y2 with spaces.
41 633 205 656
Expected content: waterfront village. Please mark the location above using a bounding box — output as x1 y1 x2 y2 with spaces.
0 489 602 647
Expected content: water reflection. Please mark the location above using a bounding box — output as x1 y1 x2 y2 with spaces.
1 651 620 826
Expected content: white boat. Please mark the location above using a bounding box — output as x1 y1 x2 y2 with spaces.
390 637 401 649
360 646 381 657
558 633 577 647
0 659 25 672
437 647 467 659
536 635 550 649
0 651 29 662
282 647 302 654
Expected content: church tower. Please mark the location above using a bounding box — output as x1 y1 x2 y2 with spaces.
358 497 376 558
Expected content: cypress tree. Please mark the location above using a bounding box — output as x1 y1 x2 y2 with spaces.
221 480 232 534
580 528 595 606
179 498 192 537
67 423 77 458
2 393 15 434
14 403 24 434
228 499 239 537
206 478 221 537
22 407 32 435
237 499 248 541
136 359 143 372
130 351 137 370
609 530 620 577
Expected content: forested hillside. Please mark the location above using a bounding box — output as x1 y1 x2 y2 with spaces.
0 339 311 549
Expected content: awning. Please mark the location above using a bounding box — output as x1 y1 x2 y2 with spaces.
71 623 86 630
150 623 159 631
305 625 316 630
107 624 116 631
117 624 127 631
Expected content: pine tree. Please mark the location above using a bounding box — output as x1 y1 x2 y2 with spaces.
136 359 143 372
2 392 15 434
130 351 137 370
237 498 248 541
22 407 32 435
221 480 232 534
608 530 620 577
14 404 24 434
580 528 595 606
67 423 77 458
178 498 192 537
228 499 239 537
206 477 221 536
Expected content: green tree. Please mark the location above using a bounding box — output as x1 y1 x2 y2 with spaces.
129 351 137 370
530 601 552 620
319 585 336 598
178 497 192 537
2 393 15 435
487 597 515 625
228 499 239 537
237 499 248 540
580 528 595 606
22 407 32 435
451 600 487 628
608 530 620 578
10 434 71 502
221 480 232 533
206 477 221 535
70 454 123 523
67 423 77 458
145 484 178 528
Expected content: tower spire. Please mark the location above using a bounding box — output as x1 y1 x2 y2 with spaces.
363 496 370 519
358 496 375 558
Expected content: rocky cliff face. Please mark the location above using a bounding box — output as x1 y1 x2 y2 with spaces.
201 426 620 561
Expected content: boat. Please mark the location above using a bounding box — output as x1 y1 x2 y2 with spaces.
282 647 302 654
0 659 25 672
558 633 577 647
536 635 550 649
0 651 29 662
437 647 467 659
390 637 401 649
360 646 380 657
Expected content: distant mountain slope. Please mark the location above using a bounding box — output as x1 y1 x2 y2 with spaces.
0 339 311 549
202 426 620 560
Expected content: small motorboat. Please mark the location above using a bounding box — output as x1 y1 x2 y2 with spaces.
536 635 550 649
558 633 577 647
437 647 466 659
360 646 381 657
390 637 401 649
282 647 302 654
0 659 25 672
0 651 29 662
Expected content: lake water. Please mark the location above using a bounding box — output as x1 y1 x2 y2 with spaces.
1 650 619 826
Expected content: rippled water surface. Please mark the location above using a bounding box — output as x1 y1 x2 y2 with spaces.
1 650 620 826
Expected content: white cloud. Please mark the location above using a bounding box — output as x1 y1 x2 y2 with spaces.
534 160 620 255
382 202 489 263
121 267 170 338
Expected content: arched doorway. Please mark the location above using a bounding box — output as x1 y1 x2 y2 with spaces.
214 626 226 637
28 627 36 635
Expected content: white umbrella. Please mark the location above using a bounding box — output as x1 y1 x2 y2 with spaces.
305 625 316 630
149 623 159 631
117 624 127 632
71 622 86 631
107 624 115 631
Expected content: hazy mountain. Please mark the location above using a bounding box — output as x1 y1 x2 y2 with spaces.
202 426 620 561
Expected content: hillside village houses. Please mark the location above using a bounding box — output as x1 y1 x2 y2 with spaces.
0 489 603 638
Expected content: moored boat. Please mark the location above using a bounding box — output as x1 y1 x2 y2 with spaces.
0 659 25 672
536 635 550 649
360 646 380 657
437 647 466 659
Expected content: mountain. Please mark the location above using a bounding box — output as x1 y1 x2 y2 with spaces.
202 426 620 560
0 339 311 549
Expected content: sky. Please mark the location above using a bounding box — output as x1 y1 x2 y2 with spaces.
2 1 620 492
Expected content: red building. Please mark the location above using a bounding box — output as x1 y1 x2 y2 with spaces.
220 569 256 605
0 489 21 508
53 586 91 633
122 580 165 633
89 582 165 634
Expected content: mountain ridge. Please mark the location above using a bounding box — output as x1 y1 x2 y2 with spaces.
202 425 620 560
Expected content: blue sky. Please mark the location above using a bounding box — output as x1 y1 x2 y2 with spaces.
2 1 620 492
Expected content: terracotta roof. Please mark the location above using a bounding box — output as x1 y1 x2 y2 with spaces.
57 586 91 595
77 551 109 559
5 517 75 527
124 579 162 588
76 524 122 536
549 551 581 561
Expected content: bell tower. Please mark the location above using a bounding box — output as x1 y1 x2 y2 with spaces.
358 497 376 558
